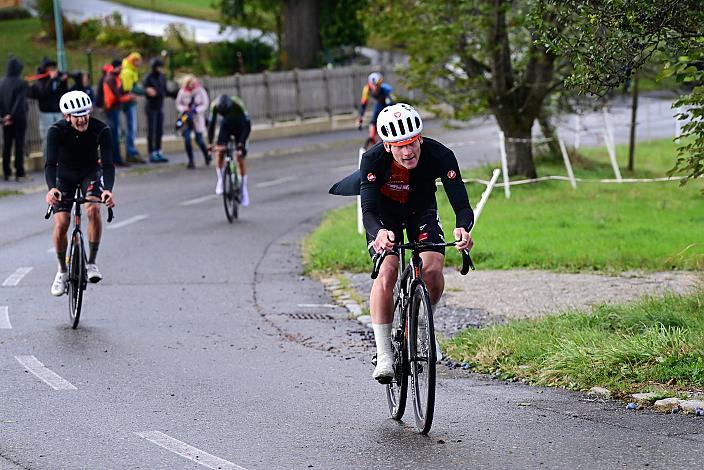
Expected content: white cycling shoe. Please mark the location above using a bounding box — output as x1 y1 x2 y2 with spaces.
240 183 249 207
86 263 102 283
215 178 223 195
51 271 68 296
373 352 395 383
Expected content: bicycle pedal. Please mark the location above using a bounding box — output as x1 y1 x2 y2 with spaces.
375 376 392 385
371 354 377 367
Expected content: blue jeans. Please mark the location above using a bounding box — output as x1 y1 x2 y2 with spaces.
183 126 208 163
122 103 138 156
105 108 124 164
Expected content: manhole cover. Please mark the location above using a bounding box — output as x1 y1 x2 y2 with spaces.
287 313 337 320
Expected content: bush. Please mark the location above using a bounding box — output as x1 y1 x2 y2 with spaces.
207 39 274 76
0 7 31 21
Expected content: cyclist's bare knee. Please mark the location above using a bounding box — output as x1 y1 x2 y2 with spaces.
85 202 101 219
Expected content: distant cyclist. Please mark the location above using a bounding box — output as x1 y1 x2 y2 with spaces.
356 72 394 150
45 90 115 296
359 103 474 382
207 94 251 206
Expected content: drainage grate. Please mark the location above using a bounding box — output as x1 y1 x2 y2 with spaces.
287 313 337 320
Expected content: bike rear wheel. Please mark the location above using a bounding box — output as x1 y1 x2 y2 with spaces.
409 282 436 434
223 162 239 223
67 232 85 329
385 294 408 420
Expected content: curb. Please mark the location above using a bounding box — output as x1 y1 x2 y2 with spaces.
319 276 370 329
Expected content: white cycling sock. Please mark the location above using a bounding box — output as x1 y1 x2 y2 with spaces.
216 167 223 180
241 174 247 188
372 323 393 358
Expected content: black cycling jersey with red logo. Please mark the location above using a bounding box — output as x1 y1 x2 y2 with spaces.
359 137 474 238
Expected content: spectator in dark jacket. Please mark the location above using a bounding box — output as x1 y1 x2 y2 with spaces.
102 59 135 167
0 57 29 181
143 58 170 163
31 57 68 156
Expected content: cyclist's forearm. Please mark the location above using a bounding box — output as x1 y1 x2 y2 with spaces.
454 206 474 232
98 126 115 190
44 127 59 189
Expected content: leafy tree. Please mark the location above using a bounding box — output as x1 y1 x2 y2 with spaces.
535 0 704 188
366 1 572 178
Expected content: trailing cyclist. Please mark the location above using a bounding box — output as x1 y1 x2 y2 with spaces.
358 103 474 382
207 94 252 206
45 90 115 296
356 72 394 150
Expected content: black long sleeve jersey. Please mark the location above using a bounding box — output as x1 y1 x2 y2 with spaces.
359 137 474 238
45 118 115 191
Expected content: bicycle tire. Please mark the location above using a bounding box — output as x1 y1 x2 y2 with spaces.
409 282 436 434
67 232 85 329
385 293 408 420
223 162 238 222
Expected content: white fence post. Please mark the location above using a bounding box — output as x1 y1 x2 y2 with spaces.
472 168 501 228
602 108 622 181
557 133 577 189
357 147 365 235
498 131 511 198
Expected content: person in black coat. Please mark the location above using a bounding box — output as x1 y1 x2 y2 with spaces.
0 57 29 181
31 57 69 156
142 58 172 163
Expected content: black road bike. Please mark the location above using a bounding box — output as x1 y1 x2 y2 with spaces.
371 238 473 434
222 138 242 223
45 188 113 329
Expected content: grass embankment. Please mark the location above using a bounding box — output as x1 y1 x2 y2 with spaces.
108 0 221 22
0 18 118 77
443 291 704 395
304 137 703 274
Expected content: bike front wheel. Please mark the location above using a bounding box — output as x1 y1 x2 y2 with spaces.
386 295 408 420
409 282 436 434
67 232 85 329
223 162 239 223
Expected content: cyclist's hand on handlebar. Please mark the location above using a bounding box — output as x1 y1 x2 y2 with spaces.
372 229 395 254
101 190 115 208
45 188 61 205
453 227 474 251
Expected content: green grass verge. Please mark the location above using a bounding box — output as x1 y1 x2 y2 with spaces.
304 137 703 274
0 190 22 198
443 290 704 395
108 0 221 22
0 18 122 77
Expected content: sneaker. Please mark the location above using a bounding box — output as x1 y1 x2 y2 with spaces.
126 154 147 164
186 161 195 170
240 182 249 207
51 271 68 296
86 263 102 283
156 151 169 162
215 178 223 195
372 352 394 383
150 152 169 164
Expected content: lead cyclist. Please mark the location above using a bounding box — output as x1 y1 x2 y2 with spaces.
359 103 475 382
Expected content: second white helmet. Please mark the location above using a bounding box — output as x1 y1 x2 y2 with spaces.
376 103 423 145
59 90 92 117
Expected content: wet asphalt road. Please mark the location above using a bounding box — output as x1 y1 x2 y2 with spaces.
1 103 702 469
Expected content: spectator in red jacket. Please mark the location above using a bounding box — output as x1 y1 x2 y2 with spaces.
102 59 135 167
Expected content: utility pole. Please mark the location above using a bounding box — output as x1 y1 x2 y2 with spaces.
53 0 67 70
628 74 639 172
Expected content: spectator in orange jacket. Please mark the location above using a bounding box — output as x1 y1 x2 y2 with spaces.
102 59 135 167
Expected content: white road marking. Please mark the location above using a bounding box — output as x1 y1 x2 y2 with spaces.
179 194 218 206
135 431 247 470
329 164 358 173
15 355 77 390
107 214 148 230
2 267 33 287
296 303 338 309
0 306 11 329
256 176 296 188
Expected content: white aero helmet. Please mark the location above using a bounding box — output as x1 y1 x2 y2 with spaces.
367 72 383 87
59 90 92 117
376 103 423 146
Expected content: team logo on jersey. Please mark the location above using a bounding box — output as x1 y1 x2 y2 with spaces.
447 170 457 180
394 111 401 118
367 173 376 182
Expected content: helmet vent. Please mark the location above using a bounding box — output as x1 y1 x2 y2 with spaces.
388 122 397 137
397 119 406 135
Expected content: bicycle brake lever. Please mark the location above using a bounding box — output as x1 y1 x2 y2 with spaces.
107 207 114 223
460 249 475 275
44 205 53 219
